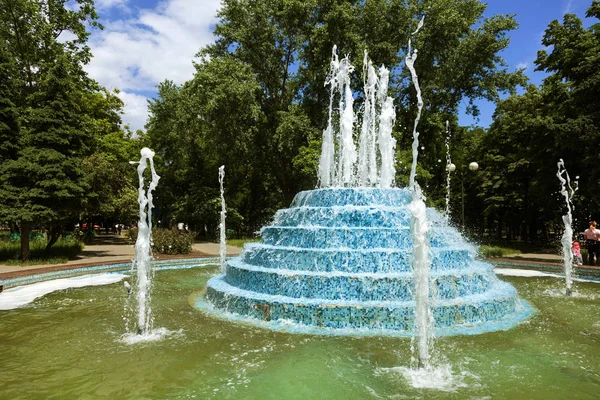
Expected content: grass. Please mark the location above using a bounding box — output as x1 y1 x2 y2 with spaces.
227 237 260 248
0 237 84 265
478 245 523 258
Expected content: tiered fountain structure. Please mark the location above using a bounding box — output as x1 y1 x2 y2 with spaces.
202 46 533 337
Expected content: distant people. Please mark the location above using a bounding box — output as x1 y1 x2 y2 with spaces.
573 241 583 266
583 221 600 266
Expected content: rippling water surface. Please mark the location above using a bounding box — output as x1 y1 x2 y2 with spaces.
1 266 599 399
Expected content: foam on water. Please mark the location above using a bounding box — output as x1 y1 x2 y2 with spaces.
495 268 600 283
120 327 184 345
378 364 474 391
0 273 126 310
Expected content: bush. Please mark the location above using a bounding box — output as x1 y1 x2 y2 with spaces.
126 227 138 244
151 228 194 255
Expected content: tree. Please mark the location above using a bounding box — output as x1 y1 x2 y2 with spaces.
147 0 524 232
0 0 113 259
0 54 90 257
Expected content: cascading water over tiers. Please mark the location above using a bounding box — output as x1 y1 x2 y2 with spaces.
201 187 533 336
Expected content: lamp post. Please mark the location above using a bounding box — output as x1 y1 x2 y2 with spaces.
447 162 479 230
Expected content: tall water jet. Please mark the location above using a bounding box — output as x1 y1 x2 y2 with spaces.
337 56 357 187
406 17 425 191
557 159 578 296
128 148 160 335
318 46 340 188
407 184 433 369
219 165 227 272
377 66 396 188
358 53 378 186
404 16 434 371
444 121 452 222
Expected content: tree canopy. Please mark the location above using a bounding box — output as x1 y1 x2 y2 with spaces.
0 0 139 258
146 0 524 235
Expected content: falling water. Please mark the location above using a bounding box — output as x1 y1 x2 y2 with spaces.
406 17 425 191
405 16 434 371
128 148 160 335
556 159 578 296
407 183 433 369
338 57 357 187
219 165 227 272
444 121 452 222
358 53 378 186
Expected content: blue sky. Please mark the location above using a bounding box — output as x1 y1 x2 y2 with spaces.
83 0 596 131
458 0 594 127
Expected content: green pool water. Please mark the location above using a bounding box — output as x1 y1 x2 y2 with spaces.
1 266 599 399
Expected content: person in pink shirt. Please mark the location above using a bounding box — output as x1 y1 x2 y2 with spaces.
583 221 600 266
573 241 583 266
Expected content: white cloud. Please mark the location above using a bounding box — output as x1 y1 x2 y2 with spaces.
86 0 222 131
95 0 129 9
516 62 528 71
117 91 150 132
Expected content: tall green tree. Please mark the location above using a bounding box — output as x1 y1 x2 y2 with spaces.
0 0 101 259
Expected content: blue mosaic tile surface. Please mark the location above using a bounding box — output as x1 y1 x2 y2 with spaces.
242 244 474 272
224 259 493 301
204 187 534 335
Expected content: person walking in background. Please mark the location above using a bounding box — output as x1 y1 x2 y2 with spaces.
573 241 583 266
583 221 600 266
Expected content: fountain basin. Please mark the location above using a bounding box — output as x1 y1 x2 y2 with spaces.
1 265 598 398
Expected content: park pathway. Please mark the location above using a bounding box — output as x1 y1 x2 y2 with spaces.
0 234 242 279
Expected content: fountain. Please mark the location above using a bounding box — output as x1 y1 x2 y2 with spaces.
556 159 578 296
219 165 227 273
201 45 534 338
125 148 160 337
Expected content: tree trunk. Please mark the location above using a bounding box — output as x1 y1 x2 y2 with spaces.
20 222 30 261
45 224 61 250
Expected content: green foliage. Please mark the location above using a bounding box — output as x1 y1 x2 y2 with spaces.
147 0 523 233
151 229 194 255
0 236 83 264
467 1 600 242
0 0 139 259
126 228 138 244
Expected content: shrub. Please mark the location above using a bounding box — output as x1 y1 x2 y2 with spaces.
151 228 194 255
126 227 138 244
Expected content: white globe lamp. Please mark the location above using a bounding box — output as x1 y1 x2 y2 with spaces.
469 162 479 171
446 163 456 172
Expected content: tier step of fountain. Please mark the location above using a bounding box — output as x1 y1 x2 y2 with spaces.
242 243 475 272
203 188 534 336
224 259 493 300
205 275 528 332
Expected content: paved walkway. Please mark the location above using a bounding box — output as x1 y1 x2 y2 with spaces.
0 234 242 278
4 236 599 281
